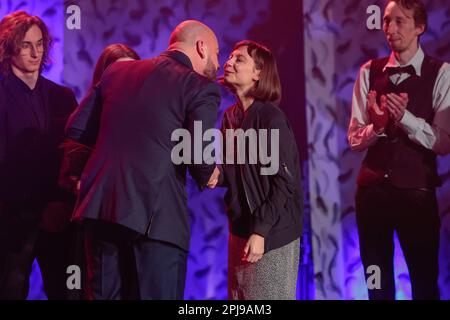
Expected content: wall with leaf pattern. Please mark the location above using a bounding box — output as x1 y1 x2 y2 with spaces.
304 0 450 300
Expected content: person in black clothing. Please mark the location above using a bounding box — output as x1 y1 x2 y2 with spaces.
0 11 78 299
213 40 303 299
64 20 221 300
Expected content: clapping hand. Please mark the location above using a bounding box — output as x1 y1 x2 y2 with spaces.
386 92 408 123
367 90 389 134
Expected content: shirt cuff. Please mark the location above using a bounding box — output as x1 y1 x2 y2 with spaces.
398 110 418 135
368 123 387 138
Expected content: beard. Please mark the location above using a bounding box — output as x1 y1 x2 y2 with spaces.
203 57 217 81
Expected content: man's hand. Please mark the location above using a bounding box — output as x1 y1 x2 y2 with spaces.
386 92 408 123
206 166 220 189
242 234 265 263
367 90 389 134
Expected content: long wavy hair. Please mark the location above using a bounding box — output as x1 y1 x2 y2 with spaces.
0 11 52 76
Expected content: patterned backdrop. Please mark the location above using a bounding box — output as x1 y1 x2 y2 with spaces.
2 0 448 300
1 0 309 300
304 0 450 299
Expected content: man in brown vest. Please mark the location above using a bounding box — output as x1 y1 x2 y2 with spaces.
348 0 450 299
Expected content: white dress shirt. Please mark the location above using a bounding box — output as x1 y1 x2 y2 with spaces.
348 47 450 155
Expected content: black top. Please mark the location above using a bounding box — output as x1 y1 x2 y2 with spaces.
0 72 77 204
220 100 303 253
221 104 252 237
7 73 48 133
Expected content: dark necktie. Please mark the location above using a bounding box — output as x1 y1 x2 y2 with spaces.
386 65 416 76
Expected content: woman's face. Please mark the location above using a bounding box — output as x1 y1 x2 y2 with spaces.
223 46 260 91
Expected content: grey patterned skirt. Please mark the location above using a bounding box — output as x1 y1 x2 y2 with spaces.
228 234 300 300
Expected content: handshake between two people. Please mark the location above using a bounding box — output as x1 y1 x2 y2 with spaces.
367 90 409 134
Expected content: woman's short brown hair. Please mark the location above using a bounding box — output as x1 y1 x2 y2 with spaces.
233 40 282 104
92 43 141 85
0 10 52 76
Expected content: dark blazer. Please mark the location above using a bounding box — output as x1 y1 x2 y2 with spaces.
66 50 221 251
0 74 77 204
220 100 303 253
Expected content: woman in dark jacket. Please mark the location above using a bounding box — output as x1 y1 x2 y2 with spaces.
217 40 303 300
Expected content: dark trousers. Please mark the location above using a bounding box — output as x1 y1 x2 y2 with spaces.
37 226 84 300
355 182 440 300
84 220 187 300
0 202 74 300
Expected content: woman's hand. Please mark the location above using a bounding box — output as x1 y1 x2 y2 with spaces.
242 234 265 263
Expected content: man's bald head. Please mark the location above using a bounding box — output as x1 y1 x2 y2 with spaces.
168 20 219 81
169 20 215 46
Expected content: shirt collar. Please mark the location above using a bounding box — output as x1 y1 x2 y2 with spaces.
160 50 193 70
5 71 42 93
383 46 424 76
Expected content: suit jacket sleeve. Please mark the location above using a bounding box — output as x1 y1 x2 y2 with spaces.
65 84 102 147
60 85 100 193
216 115 230 187
185 81 221 189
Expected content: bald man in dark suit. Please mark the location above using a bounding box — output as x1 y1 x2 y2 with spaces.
64 20 221 300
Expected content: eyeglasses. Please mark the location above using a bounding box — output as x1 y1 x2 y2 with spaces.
20 41 45 55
